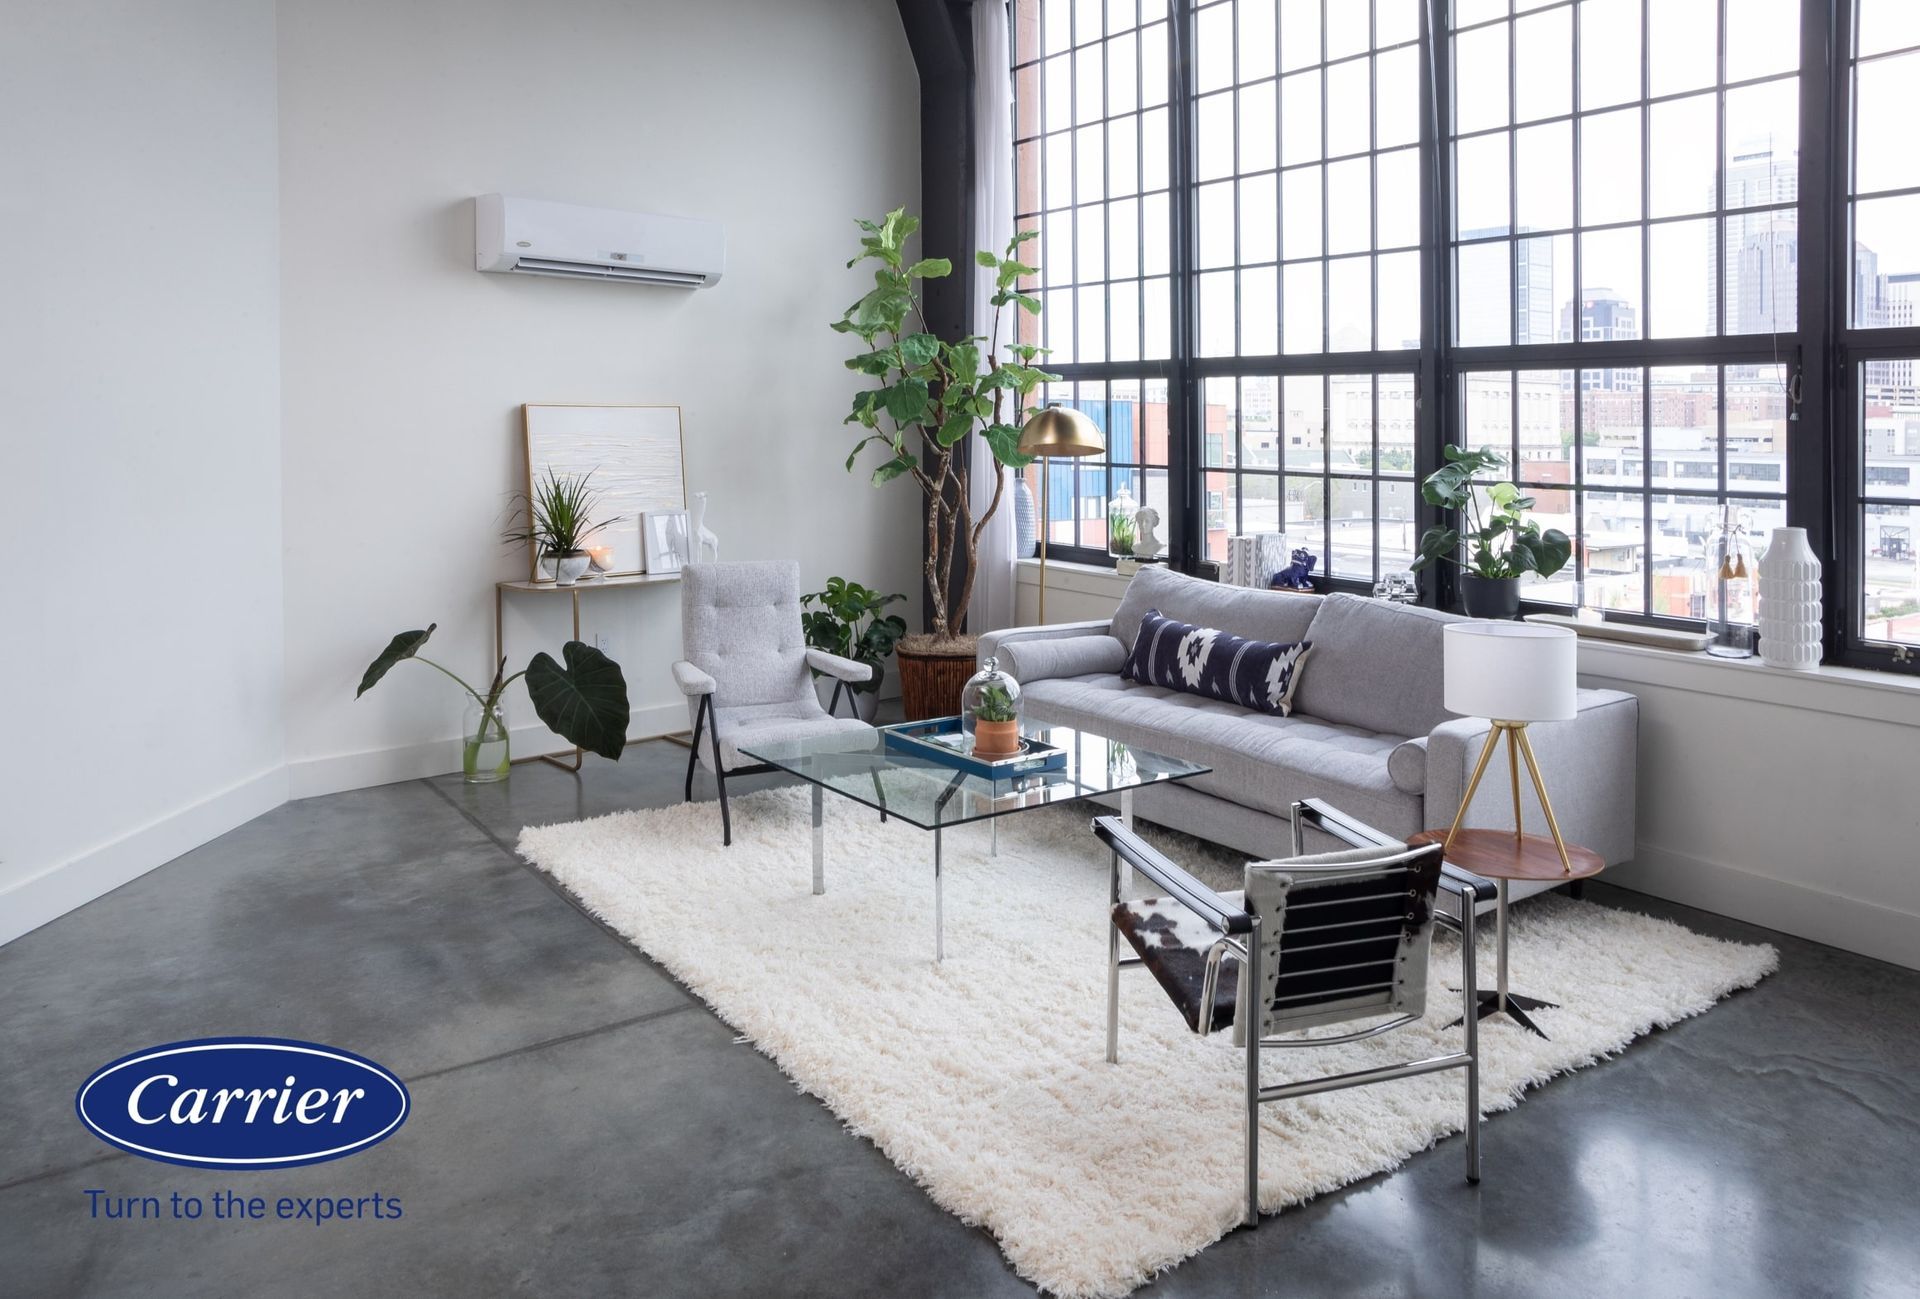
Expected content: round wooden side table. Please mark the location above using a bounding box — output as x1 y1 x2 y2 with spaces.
1409 828 1605 1040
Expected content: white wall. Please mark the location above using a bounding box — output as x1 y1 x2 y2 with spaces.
1016 561 1920 970
274 0 922 793
0 0 286 944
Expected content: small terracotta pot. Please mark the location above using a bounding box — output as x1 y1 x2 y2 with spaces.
972 718 1021 758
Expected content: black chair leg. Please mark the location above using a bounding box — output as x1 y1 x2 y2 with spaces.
683 697 707 804
716 764 733 846
828 681 845 717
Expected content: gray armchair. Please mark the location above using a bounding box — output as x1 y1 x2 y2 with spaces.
675 561 875 844
1095 799 1496 1227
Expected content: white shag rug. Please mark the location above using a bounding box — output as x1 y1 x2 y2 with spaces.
518 787 1776 1298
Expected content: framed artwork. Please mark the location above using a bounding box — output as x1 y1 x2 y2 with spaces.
640 509 692 574
522 404 686 580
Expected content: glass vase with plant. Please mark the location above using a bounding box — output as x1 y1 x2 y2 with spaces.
1412 446 1572 618
504 468 615 586
355 624 631 782
801 576 908 717
960 656 1023 758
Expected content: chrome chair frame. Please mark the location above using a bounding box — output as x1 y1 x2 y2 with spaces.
1095 798 1499 1228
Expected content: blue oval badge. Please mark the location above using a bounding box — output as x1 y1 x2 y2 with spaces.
76 1038 410 1170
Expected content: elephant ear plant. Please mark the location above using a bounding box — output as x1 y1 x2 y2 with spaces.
1413 446 1573 618
356 625 630 782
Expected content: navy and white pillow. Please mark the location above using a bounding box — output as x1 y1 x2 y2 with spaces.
1121 608 1313 717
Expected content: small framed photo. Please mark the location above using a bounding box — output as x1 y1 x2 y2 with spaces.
640 509 691 574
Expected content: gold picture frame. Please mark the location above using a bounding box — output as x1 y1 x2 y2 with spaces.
521 403 688 581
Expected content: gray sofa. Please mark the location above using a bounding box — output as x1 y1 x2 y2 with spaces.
979 566 1637 902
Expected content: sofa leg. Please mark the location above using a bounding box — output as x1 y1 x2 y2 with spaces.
1567 879 1586 901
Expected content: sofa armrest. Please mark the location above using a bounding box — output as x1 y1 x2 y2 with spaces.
1423 688 1639 866
805 648 876 685
996 634 1127 684
977 619 1116 668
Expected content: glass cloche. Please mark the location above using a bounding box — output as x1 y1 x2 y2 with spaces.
960 656 1024 758
1107 481 1139 558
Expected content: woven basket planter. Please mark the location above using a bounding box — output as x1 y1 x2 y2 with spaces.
896 639 978 721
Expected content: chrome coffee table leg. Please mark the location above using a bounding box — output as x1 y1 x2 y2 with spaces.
933 824 944 963
811 783 824 896
1118 789 1135 895
991 816 999 857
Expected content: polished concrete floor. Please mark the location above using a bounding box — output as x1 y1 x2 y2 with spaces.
4 739 1918 1299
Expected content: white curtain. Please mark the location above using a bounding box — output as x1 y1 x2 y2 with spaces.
968 0 1018 635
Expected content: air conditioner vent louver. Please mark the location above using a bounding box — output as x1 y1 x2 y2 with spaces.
513 257 708 288
474 194 724 289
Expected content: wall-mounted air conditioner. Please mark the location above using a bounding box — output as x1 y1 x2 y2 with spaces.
475 194 724 288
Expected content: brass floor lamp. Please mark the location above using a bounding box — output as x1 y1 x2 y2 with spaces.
1017 403 1106 624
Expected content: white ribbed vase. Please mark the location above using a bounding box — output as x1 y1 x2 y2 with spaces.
1757 526 1823 671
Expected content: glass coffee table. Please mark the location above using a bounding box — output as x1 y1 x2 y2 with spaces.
741 723 1210 961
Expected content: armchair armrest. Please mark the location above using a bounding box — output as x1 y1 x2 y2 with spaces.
1424 688 1639 866
1092 816 1253 934
671 660 716 697
1292 799 1496 905
805 647 876 685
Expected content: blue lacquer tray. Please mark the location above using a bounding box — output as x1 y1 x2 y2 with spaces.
880 717 1069 779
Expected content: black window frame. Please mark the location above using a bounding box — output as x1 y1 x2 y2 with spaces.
1002 0 1918 674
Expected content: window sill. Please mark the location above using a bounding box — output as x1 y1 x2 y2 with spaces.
1015 556 1128 598
1573 637 1920 728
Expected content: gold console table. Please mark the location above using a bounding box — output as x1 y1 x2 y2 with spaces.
494 572 682 771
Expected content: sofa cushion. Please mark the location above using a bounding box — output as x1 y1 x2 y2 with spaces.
1022 675 1421 837
1121 608 1312 716
1291 594 1467 738
1112 565 1321 649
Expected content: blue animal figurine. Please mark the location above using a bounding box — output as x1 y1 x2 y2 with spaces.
1271 547 1317 591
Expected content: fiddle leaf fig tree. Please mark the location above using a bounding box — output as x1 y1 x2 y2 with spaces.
835 209 1057 645
356 624 631 777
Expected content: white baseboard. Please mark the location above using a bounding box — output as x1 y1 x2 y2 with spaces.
0 765 289 948
285 702 689 800
1611 840 1920 971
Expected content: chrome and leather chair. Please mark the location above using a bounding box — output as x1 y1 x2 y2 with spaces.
1094 798 1497 1227
673 561 875 844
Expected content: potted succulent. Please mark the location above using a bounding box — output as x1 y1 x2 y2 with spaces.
834 209 1055 717
505 468 615 586
355 624 630 782
969 682 1021 757
801 576 908 722
1413 446 1573 618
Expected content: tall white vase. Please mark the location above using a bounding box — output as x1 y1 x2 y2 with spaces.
1757 526 1823 671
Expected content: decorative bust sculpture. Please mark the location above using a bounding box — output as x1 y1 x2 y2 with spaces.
1132 506 1163 559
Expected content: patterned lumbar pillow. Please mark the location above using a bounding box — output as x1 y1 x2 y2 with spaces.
1121 608 1313 716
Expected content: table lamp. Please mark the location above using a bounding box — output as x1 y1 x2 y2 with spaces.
1440 621 1579 872
1016 403 1106 624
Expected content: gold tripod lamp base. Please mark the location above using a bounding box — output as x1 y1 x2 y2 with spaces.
1441 721 1575 874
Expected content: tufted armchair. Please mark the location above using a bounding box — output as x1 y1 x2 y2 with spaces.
674 561 875 844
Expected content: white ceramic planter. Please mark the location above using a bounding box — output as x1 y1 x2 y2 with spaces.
552 552 591 586
1757 526 1824 671
814 675 881 722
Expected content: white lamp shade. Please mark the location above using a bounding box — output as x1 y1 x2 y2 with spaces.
1443 622 1578 722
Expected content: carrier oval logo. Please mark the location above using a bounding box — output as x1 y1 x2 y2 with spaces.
76 1038 409 1170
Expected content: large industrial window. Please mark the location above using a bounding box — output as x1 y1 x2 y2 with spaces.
1004 0 1917 673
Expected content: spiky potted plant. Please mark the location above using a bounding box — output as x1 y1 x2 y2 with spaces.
834 209 1056 717
1412 446 1573 618
504 468 615 586
355 625 630 782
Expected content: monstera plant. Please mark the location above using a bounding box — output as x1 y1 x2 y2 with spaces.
356 625 630 782
1413 445 1573 619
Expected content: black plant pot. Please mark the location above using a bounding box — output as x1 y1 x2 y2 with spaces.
1459 575 1521 619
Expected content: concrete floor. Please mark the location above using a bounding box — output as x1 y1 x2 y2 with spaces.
4 739 1918 1299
